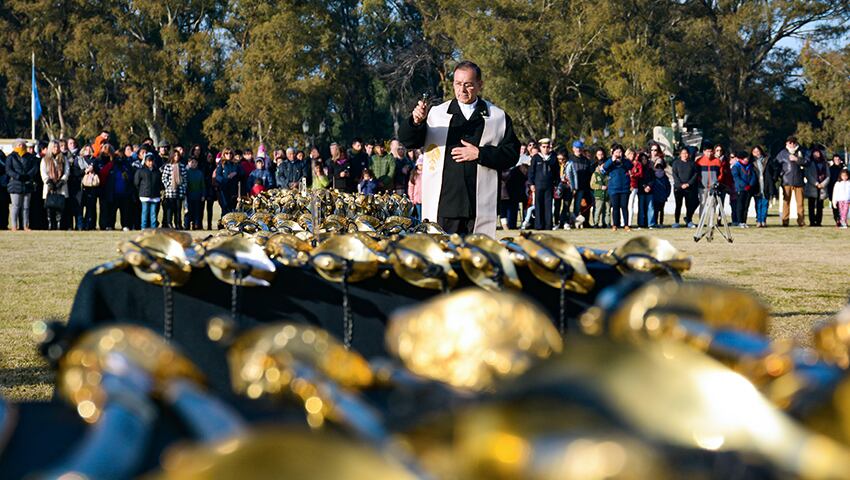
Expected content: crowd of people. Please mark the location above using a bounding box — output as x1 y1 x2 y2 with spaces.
0 134 423 231
506 136 849 231
0 132 846 232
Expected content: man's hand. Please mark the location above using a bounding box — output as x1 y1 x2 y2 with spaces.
412 100 429 125
681 183 689 189
644 185 651 193
228 172 237 179
451 140 479 162
530 185 536 193
601 185 607 190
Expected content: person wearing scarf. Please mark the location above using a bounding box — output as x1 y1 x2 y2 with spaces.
40 140 70 230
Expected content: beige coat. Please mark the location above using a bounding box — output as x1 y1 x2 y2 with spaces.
40 157 70 199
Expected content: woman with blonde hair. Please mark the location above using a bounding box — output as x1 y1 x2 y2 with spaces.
40 139 69 230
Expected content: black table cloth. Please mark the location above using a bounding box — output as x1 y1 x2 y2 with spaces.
66 260 621 395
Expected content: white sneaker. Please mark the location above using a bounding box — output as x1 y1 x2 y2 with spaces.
842 225 848 229
520 222 530 229
738 224 747 228
687 222 696 228
122 227 129 232
564 224 571 230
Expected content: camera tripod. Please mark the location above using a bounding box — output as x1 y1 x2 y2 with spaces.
694 185 733 243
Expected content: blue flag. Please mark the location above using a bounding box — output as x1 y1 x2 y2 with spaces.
32 62 42 121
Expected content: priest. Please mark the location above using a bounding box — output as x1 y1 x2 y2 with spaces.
398 61 520 237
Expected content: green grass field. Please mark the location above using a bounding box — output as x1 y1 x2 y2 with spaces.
1 225 848 401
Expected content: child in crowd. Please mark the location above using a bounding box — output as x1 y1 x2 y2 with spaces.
590 162 609 228
650 162 671 228
250 178 266 196
359 168 380 195
248 158 273 188
408 157 423 222
133 153 162 229
311 160 329 190
832 169 850 229
521 184 536 229
185 158 206 230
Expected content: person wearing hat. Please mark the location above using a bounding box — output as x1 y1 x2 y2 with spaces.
398 61 520 236
528 138 558 230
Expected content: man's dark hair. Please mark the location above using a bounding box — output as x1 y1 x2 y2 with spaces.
352 137 363 145
610 143 624 154
454 61 482 81
786 136 798 144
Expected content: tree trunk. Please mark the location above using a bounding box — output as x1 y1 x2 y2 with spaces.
56 84 65 139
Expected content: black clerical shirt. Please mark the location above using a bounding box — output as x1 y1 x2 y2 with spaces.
398 99 520 219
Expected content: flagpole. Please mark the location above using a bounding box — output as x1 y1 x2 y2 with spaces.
31 52 35 142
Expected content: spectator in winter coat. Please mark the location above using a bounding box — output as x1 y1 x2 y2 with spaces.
215 149 241 215
804 147 830 227
370 143 395 191
101 149 135 231
554 152 573 229
750 146 777 228
568 140 593 219
134 153 163 229
162 151 188 229
634 152 654 228
358 169 380 195
775 136 809 226
731 153 758 227
831 169 850 228
829 154 846 226
590 160 609 228
40 140 70 230
603 144 633 231
671 147 698 227
6 139 39 231
650 162 671 227
527 138 558 230
277 148 308 190
348 138 369 181
248 158 273 189
185 158 206 229
328 143 354 193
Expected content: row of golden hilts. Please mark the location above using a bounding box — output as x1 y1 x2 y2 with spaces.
37 280 850 479
241 188 415 230
93 223 693 295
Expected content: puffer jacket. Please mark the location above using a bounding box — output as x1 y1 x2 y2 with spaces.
134 166 163 198
603 158 634 195
6 152 39 194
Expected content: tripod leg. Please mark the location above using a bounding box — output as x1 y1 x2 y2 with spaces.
694 192 711 242
719 197 733 243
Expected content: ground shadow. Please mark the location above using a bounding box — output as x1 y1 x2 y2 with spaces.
772 311 835 318
0 366 53 388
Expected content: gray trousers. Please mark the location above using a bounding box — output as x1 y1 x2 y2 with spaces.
10 193 31 229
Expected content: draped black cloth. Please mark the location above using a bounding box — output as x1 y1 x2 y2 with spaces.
66 261 622 394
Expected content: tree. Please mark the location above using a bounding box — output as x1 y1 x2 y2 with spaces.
799 42 850 158
415 0 610 142
673 0 850 146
